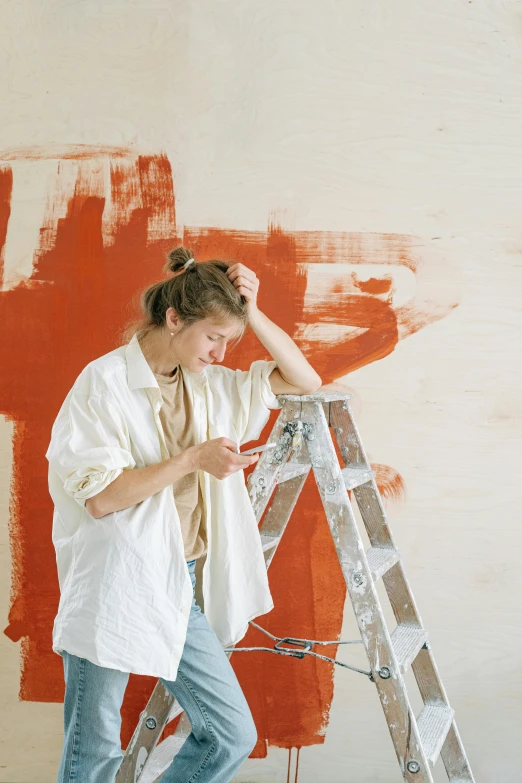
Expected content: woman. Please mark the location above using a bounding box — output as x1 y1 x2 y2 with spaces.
46 246 321 783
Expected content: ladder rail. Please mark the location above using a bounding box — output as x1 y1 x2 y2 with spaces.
259 468 311 569
115 682 179 782
301 400 435 782
331 400 426 627
247 397 308 523
330 400 396 548
331 398 474 779
440 722 475 782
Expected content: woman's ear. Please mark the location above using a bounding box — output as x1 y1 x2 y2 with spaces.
165 307 181 329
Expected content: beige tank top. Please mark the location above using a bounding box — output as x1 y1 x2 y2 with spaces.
153 366 207 561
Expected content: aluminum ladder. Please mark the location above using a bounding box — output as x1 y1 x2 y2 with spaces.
117 391 475 783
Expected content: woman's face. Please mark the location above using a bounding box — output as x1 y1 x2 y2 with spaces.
168 312 243 373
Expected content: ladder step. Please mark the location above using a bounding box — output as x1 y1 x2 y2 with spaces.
260 533 280 552
390 625 428 673
417 704 455 768
278 462 311 483
341 466 374 490
365 546 400 580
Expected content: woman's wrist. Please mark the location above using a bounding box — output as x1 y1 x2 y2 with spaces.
170 445 200 475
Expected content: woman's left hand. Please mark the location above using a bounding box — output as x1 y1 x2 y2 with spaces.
226 263 259 316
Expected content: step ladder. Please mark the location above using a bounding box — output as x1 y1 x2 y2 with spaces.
116 392 475 783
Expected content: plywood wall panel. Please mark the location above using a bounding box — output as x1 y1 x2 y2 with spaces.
1 1 520 781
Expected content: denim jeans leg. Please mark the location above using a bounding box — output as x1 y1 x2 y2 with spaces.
57 650 130 783
159 559 257 783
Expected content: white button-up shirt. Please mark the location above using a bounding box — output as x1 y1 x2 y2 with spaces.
46 333 282 679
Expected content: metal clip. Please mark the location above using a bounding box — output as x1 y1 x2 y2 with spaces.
274 637 313 659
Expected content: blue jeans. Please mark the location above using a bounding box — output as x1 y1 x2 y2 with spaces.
57 559 257 782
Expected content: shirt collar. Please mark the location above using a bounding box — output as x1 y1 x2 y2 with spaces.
125 332 208 391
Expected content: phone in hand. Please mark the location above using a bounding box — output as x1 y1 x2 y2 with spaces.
238 442 277 456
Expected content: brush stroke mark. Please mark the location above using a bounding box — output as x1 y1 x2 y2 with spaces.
0 143 140 161
0 166 12 283
0 148 459 755
372 464 406 504
353 273 393 296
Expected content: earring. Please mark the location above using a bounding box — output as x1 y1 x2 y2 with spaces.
170 331 174 336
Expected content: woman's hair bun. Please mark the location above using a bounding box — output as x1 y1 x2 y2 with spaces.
165 246 195 274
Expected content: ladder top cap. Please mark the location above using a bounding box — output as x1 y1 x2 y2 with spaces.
276 391 353 402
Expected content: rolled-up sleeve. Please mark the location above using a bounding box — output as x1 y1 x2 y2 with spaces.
234 360 283 445
46 391 136 508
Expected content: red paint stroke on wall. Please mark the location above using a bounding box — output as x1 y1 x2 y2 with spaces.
372 464 406 504
353 274 393 295
0 166 12 277
0 149 459 756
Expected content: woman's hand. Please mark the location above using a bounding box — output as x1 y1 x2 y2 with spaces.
226 263 260 317
192 437 259 480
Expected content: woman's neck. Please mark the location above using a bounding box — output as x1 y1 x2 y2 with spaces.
138 329 181 377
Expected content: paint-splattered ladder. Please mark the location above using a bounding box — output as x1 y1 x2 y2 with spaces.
117 391 475 783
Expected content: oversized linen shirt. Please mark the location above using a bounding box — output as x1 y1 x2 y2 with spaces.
46 332 283 679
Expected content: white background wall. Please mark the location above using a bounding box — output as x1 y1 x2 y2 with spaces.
1 1 521 781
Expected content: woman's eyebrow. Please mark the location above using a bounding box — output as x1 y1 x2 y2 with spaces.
212 331 235 339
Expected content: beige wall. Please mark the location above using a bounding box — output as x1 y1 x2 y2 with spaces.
1 1 521 781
